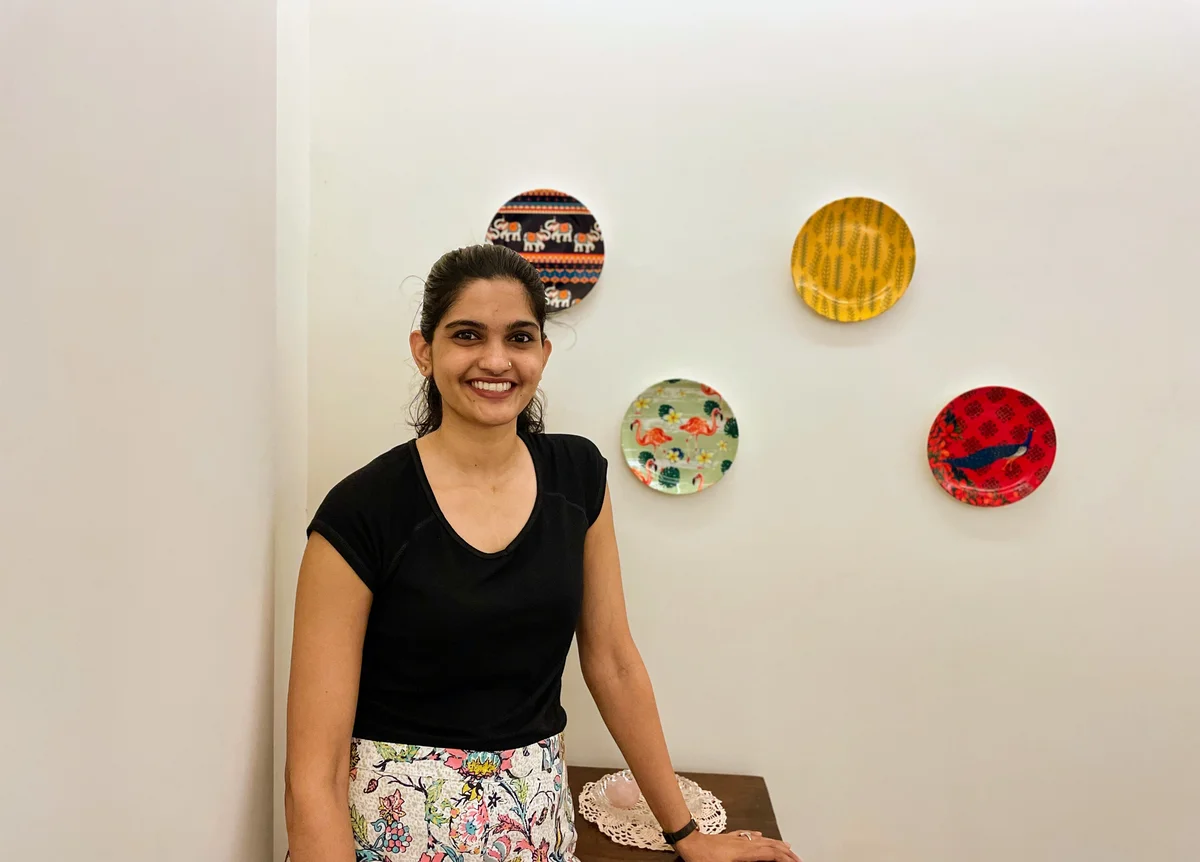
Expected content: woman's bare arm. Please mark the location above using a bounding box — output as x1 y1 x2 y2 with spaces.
284 532 373 862
576 486 697 838
577 487 800 862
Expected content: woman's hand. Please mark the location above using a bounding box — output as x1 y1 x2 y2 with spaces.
675 829 802 862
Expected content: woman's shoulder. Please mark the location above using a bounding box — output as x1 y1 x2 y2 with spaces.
307 441 424 590
529 431 604 461
526 432 608 477
321 440 418 504
527 432 608 524
310 441 424 540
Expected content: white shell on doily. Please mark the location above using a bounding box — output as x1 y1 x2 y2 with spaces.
577 770 728 851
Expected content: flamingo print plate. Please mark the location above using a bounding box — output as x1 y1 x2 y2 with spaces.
621 379 738 495
791 196 915 322
927 386 1057 507
484 188 604 313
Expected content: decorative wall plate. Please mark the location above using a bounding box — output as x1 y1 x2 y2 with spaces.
791 196 915 322
484 188 603 313
927 386 1057 506
620 378 738 495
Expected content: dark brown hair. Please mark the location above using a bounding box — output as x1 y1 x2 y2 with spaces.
410 244 547 437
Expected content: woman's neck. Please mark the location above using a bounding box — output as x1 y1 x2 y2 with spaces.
421 412 524 477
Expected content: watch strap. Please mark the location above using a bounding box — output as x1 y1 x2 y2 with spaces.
662 818 698 846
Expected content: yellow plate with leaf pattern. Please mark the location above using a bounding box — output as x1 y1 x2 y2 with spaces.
791 197 916 322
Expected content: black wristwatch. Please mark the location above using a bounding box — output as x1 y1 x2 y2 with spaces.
662 817 698 847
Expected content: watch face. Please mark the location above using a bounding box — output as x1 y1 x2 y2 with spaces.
664 819 696 842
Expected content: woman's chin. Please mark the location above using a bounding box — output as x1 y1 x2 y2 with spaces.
477 410 521 428
447 397 526 428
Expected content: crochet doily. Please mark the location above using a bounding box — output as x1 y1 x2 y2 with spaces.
577 769 727 851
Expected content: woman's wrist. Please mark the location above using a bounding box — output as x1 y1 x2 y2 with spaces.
671 828 708 862
663 816 699 848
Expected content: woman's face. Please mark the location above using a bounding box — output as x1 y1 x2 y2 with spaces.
411 278 552 431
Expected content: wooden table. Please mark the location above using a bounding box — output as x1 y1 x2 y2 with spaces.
567 766 781 862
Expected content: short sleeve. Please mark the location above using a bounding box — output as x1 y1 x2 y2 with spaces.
529 433 609 528
306 474 389 592
583 440 608 526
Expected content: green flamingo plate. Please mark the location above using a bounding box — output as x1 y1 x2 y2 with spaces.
620 378 738 495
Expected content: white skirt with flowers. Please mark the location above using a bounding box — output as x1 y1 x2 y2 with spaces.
346 733 578 862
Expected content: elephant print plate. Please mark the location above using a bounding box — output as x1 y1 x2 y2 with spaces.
484 188 604 313
791 196 915 322
621 379 738 495
927 386 1057 507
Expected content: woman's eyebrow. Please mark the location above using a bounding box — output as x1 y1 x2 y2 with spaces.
443 319 538 331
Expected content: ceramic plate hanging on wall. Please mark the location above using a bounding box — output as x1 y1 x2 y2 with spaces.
620 379 738 495
484 188 604 313
791 196 915 322
927 386 1057 507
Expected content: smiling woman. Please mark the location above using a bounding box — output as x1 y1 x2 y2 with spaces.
284 245 799 862
408 245 551 437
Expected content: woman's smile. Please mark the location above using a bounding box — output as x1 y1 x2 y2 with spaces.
467 378 516 399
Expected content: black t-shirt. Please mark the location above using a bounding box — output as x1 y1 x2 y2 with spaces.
306 431 608 751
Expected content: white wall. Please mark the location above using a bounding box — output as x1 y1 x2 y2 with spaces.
275 0 311 857
0 3 276 859
302 2 1200 860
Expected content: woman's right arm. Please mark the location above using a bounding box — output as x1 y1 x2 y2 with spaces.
284 532 373 862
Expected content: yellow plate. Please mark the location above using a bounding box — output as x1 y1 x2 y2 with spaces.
791 197 916 322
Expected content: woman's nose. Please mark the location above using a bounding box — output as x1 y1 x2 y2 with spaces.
478 345 510 373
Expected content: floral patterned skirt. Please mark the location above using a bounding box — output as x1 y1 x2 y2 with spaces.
347 733 578 862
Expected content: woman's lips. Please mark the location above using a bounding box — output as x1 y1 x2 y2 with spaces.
467 379 516 400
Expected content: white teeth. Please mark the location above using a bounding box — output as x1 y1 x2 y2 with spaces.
470 381 513 392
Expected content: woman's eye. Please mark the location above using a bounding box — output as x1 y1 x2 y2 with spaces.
453 331 479 341
511 332 534 343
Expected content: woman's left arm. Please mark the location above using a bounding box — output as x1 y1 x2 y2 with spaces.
577 486 801 862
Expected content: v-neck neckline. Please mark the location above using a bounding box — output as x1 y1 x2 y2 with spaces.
410 430 542 559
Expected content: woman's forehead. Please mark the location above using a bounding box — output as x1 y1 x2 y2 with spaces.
446 278 534 319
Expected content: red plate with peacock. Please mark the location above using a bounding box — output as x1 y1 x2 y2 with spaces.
928 386 1057 506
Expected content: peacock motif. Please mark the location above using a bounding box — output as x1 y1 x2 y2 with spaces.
928 387 1057 507
944 428 1034 483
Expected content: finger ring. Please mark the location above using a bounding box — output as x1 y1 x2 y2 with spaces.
739 831 753 841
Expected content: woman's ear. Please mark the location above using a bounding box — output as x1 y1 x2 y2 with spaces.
409 330 432 376
541 335 553 365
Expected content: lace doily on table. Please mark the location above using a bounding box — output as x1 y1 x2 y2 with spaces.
576 769 728 851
